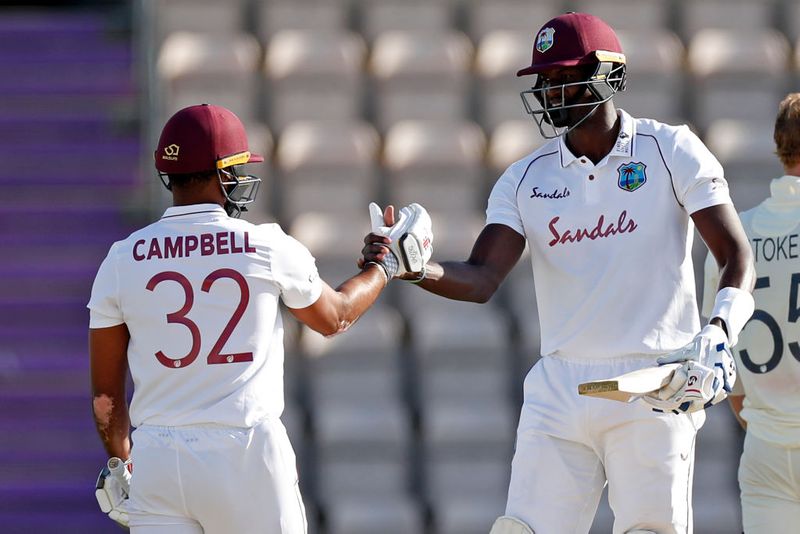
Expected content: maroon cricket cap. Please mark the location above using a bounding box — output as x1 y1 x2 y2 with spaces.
517 12 625 77
155 104 264 174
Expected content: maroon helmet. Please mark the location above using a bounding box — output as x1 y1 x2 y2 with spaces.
517 13 627 138
155 104 263 217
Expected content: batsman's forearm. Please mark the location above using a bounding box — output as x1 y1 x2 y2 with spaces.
89 325 132 459
92 394 131 460
716 250 756 294
414 260 501 303
289 265 387 337
335 265 388 324
695 203 755 294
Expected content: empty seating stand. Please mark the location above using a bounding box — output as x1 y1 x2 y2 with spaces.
158 31 262 122
615 29 686 123
687 28 790 131
474 30 537 131
369 30 474 130
383 119 487 216
265 30 367 130
273 120 380 225
258 0 350 42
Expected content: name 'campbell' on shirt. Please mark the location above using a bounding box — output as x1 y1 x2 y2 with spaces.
87 204 322 428
132 231 257 261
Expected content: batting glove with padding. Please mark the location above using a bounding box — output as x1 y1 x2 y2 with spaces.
368 202 433 280
643 324 736 414
95 457 131 529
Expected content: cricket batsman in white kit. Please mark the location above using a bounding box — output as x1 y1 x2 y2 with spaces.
703 93 800 533
362 12 755 534
88 104 429 533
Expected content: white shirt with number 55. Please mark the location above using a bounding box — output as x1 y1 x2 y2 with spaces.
88 204 322 428
703 175 800 447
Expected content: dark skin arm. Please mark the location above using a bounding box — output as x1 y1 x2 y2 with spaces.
291 205 392 336
289 264 388 336
691 203 756 333
362 202 753 307
90 324 132 460
700 204 752 424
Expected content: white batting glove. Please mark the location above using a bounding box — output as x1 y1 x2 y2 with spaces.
368 202 433 280
643 324 736 413
95 457 132 528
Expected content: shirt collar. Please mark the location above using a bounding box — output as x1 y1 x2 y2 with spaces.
557 108 636 168
767 175 800 206
161 203 228 220
753 175 800 236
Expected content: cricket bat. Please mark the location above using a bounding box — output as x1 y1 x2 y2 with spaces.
578 363 682 402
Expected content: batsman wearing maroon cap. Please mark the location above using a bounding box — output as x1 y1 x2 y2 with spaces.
88 104 397 533
361 13 755 533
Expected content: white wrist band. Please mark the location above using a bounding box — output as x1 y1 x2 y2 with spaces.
709 286 755 347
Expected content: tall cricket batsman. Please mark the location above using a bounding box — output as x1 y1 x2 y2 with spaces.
362 12 755 533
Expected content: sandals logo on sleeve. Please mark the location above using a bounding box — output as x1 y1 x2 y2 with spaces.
617 162 647 192
162 144 180 161
536 27 555 53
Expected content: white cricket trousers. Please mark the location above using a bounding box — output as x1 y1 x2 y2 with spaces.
505 355 705 534
127 418 307 534
739 431 800 533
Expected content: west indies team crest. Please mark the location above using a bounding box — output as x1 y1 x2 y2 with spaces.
536 27 555 53
617 162 647 192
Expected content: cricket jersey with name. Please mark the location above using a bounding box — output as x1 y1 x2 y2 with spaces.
487 109 731 360
703 175 800 446
88 204 322 428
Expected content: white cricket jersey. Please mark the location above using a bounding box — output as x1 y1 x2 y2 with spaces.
88 204 322 428
488 110 731 360
703 175 800 446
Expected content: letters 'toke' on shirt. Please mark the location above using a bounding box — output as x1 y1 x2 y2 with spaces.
487 109 731 360
703 176 800 446
87 204 322 428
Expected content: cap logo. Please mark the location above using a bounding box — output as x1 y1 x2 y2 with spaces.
536 27 555 53
162 144 180 161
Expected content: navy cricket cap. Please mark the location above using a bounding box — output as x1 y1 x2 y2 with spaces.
155 104 263 174
517 12 625 77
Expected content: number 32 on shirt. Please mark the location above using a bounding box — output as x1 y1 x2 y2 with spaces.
146 268 253 368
